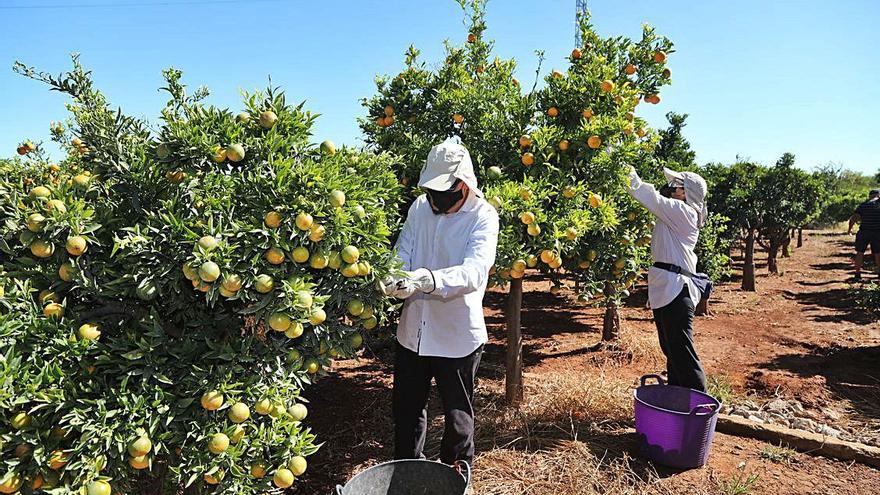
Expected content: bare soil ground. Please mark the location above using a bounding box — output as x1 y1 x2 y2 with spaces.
294 230 880 494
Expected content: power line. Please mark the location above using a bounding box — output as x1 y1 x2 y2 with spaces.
0 0 283 10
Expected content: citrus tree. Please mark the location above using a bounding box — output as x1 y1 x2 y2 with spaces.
702 161 766 291
360 0 533 231
811 165 878 229
755 153 825 273
530 12 674 338
0 57 402 494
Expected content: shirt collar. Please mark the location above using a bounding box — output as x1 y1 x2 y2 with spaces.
456 190 479 213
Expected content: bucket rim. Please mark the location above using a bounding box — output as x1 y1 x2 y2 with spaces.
632 387 722 417
336 458 470 493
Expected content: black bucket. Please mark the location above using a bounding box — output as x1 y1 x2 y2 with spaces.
335 460 470 495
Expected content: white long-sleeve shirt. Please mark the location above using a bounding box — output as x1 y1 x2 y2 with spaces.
393 191 500 358
627 175 701 309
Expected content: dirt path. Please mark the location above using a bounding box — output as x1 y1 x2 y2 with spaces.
296 230 880 494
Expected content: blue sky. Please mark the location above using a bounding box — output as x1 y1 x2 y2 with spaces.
0 0 877 174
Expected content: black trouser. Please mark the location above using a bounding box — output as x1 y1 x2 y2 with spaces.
393 342 483 466
653 286 707 392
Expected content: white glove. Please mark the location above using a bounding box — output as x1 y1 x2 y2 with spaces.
381 273 407 297
626 165 640 187
381 268 436 299
406 268 436 294
627 165 638 180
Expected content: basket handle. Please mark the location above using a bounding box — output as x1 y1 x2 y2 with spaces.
455 460 471 486
690 403 718 415
639 374 666 387
335 484 344 495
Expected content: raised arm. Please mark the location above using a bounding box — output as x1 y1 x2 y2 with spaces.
626 167 693 231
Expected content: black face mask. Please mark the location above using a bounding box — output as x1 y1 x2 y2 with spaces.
659 181 684 198
426 181 464 214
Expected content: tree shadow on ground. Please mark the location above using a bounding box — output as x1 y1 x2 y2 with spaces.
484 289 596 338
296 359 396 493
583 429 689 481
482 286 606 376
812 230 847 237
809 261 855 272
784 287 878 325
796 279 842 288
758 345 880 422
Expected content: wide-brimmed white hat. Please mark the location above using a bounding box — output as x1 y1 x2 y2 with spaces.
418 137 482 197
664 167 708 227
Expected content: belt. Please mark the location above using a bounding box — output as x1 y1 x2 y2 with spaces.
653 262 696 278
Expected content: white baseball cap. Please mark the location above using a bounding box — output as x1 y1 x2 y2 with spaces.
418 137 482 197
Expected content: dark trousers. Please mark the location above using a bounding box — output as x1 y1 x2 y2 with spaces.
653 286 707 392
393 342 483 465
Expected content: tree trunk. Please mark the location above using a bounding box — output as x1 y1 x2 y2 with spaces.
768 240 780 274
695 297 710 316
602 282 620 341
742 229 756 291
782 234 791 258
602 304 620 341
797 228 804 248
505 278 523 406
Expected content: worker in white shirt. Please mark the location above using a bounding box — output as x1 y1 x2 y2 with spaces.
382 138 499 467
626 166 709 392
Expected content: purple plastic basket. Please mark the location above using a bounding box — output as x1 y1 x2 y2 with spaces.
633 374 721 469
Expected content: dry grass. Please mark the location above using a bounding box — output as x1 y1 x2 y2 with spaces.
462 372 673 495
614 327 666 367
474 372 632 451
473 441 673 495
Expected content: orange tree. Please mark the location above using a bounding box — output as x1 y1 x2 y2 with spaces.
360 0 533 208
0 57 401 494
702 160 767 291
755 153 825 274
529 12 674 338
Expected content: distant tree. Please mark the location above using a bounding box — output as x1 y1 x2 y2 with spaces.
756 153 825 274
811 163 877 228
654 112 697 170
706 161 766 290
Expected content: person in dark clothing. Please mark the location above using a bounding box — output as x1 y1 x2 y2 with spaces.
848 189 880 281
